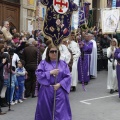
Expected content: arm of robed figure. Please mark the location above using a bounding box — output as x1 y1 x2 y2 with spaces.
107 48 112 58
35 61 50 86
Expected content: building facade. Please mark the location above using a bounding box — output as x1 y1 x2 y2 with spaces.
20 0 44 32
0 0 20 31
0 0 109 32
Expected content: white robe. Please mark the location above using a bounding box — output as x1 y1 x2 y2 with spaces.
68 41 81 87
42 44 71 64
90 39 97 77
107 47 118 90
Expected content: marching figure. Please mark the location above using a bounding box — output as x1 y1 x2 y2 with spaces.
114 42 120 98
90 34 97 78
35 45 72 120
107 38 118 94
68 32 81 91
78 33 93 85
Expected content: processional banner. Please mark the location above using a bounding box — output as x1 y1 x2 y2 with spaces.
40 0 78 46
101 9 120 34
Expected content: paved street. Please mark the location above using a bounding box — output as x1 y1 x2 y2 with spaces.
1 70 120 120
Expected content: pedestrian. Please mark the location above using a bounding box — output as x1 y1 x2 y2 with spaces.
0 44 7 115
35 45 72 120
23 38 42 98
107 38 118 94
1 21 13 41
6 66 18 105
14 60 26 104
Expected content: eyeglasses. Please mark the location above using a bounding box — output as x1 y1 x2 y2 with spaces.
49 50 57 54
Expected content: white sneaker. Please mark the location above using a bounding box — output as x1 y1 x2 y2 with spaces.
10 101 15 105
18 99 23 103
15 100 18 104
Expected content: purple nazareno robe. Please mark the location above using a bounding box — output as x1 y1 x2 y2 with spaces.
78 40 93 83
35 60 72 120
114 48 120 98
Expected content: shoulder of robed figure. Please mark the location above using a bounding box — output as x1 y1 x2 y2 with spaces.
59 60 68 67
59 44 68 51
70 40 76 45
40 60 48 65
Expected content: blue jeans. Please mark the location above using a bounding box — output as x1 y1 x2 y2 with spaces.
15 80 24 100
6 86 15 103
4 79 8 86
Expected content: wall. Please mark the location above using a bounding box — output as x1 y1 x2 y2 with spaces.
20 0 44 32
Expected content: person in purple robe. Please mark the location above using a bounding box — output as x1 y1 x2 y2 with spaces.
35 45 72 120
114 45 120 98
78 33 93 85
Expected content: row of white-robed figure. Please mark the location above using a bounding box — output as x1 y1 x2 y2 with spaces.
42 33 97 90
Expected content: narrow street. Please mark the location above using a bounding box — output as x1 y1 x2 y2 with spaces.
1 70 120 120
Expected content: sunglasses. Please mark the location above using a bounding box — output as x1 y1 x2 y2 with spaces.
49 50 57 54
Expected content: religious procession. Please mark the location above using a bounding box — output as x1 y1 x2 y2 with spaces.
0 0 120 120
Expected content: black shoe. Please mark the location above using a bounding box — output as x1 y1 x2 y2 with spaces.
73 87 76 91
110 89 114 94
0 111 6 115
115 90 118 92
70 86 76 92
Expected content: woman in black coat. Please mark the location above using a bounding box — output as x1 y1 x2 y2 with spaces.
0 44 7 115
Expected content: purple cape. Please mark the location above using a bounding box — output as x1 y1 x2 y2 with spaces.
114 48 120 98
35 60 72 120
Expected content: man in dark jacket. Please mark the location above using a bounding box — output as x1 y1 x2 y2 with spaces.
0 45 7 115
23 38 42 98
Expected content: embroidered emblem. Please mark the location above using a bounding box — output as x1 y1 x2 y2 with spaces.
53 0 69 14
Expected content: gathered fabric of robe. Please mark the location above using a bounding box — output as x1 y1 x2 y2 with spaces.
68 41 81 87
42 44 71 64
78 41 93 83
35 60 72 120
107 47 118 91
114 48 120 97
90 39 97 77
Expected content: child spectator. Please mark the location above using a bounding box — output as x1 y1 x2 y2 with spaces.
1 63 10 107
6 66 18 105
14 60 26 104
